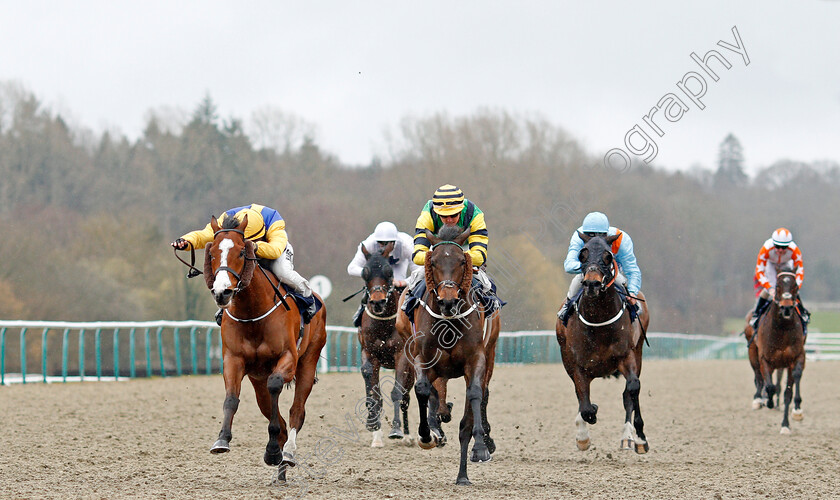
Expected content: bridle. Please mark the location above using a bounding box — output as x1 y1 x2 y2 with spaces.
773 271 798 306
578 258 625 327
211 228 291 322
420 240 478 320
364 281 398 320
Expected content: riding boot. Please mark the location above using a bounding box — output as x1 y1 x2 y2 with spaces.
215 309 223 326
750 296 771 329
799 300 810 338
557 297 574 326
353 304 364 328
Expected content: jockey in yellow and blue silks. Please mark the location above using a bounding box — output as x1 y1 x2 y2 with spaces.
558 212 642 324
403 184 501 318
171 204 313 299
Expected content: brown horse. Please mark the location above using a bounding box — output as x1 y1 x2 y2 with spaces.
356 244 415 447
556 232 650 453
745 271 805 433
403 225 500 486
204 215 326 482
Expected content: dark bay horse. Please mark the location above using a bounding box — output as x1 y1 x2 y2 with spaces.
205 215 327 482
556 232 651 453
745 271 805 433
357 244 414 447
404 225 500 486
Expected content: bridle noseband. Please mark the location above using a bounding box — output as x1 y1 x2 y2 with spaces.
212 228 257 296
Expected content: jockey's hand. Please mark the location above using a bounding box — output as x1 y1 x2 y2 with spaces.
627 294 637 306
394 280 407 288
171 238 190 250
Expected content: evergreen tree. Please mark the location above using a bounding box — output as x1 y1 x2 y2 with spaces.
714 133 748 188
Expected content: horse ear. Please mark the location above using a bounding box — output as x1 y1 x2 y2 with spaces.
426 229 441 246
578 231 591 243
361 243 371 259
454 228 471 246
362 266 371 281
461 252 473 295
203 243 215 289
210 216 220 233
605 234 620 245
237 214 249 232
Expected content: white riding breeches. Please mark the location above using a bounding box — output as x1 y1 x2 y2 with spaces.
567 272 628 298
270 243 312 297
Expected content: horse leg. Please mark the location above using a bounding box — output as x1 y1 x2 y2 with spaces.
572 370 595 450
286 337 322 468
481 387 495 455
620 385 635 450
390 351 413 442
435 377 453 423
791 359 804 422
456 394 475 486
749 343 765 409
266 351 296 467
211 356 245 454
774 369 783 409
415 371 437 449
760 359 777 410
427 383 446 446
780 365 794 434
361 355 384 447
467 362 491 465
626 369 648 454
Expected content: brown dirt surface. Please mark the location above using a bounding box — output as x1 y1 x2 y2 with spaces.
2 360 840 499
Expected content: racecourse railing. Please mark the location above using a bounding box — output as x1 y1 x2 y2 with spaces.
0 321 836 384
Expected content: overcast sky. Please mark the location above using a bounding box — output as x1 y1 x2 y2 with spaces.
1 1 838 173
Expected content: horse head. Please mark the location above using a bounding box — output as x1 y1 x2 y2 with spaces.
774 271 799 320
361 244 395 316
578 231 620 298
425 225 472 317
205 214 257 309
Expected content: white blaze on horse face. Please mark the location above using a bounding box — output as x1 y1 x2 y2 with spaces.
212 239 235 295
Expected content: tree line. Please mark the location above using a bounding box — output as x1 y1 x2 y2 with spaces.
1 82 838 335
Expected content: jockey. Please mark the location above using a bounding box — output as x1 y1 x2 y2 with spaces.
171 204 313 324
347 221 420 326
750 228 809 332
403 184 500 316
557 212 642 325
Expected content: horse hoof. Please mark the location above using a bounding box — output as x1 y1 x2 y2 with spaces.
792 409 804 421
272 467 287 485
389 428 404 440
751 399 764 410
418 437 437 450
210 440 230 454
620 438 634 451
456 477 472 486
634 441 649 454
576 438 590 451
780 426 791 435
470 447 492 463
440 402 454 423
431 428 447 447
766 399 775 410
280 451 296 467
371 430 384 448
484 435 496 455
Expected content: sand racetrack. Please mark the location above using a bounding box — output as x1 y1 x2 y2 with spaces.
2 360 840 499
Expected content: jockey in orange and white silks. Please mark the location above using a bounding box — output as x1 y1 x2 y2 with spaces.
171 204 312 298
750 227 808 330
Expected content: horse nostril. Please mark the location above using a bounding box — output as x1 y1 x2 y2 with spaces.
221 289 233 299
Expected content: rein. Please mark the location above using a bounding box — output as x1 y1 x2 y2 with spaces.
174 246 203 278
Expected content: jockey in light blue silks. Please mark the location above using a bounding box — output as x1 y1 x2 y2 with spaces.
558 212 642 325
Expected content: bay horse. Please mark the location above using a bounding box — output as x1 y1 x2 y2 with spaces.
555 232 650 453
404 225 500 486
357 244 414 447
204 215 326 482
745 271 805 433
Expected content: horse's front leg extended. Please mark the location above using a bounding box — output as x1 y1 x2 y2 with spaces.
792 359 804 422
760 359 777 409
212 355 246 454
266 351 296 467
361 353 384 447
415 371 437 449
620 358 648 454
572 370 594 451
780 365 795 434
467 357 490 465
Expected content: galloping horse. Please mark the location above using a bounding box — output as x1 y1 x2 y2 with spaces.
356 244 414 447
745 271 805 433
556 232 651 453
204 215 326 482
404 225 500 486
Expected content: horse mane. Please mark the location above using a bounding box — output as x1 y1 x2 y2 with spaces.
437 225 464 242
221 215 241 230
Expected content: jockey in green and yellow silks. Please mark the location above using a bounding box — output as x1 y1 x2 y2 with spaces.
412 184 489 267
